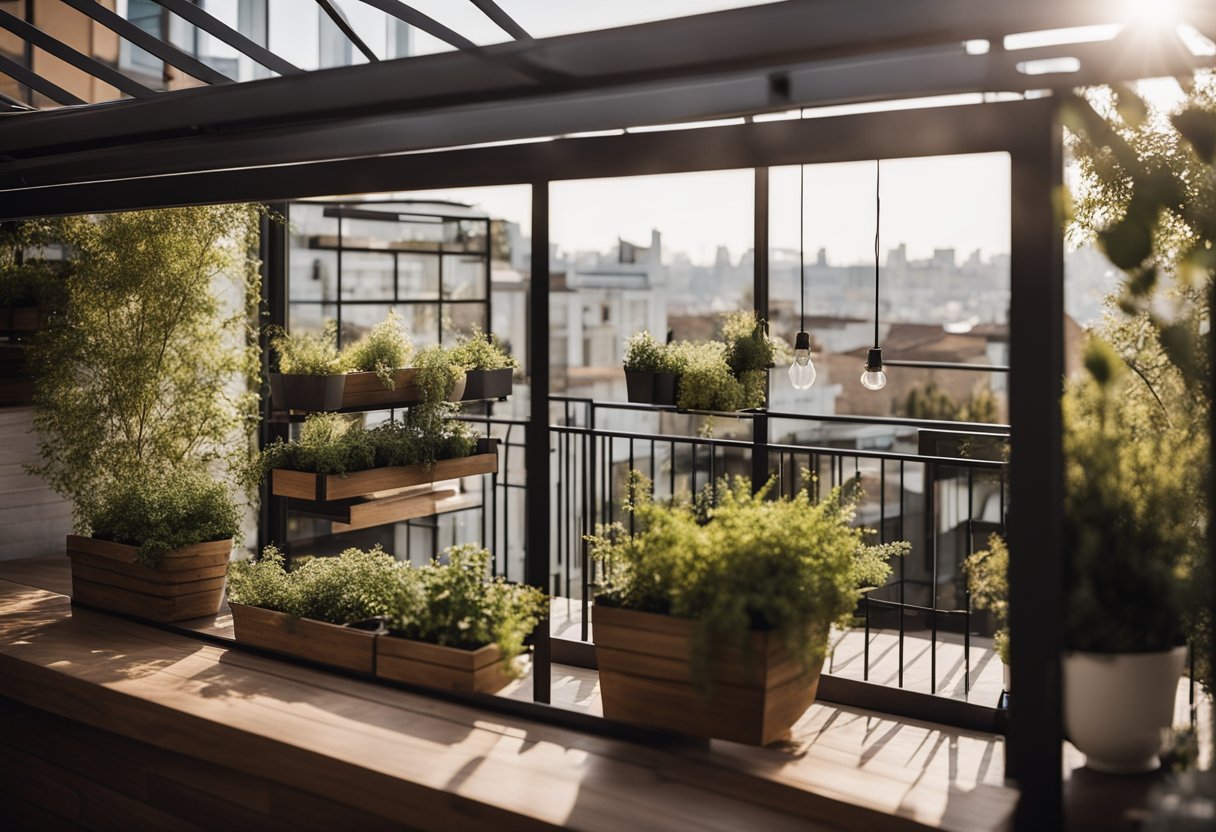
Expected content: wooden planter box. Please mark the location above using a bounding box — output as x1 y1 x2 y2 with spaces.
228 603 377 674
377 636 510 693
0 304 51 336
272 438 498 501
461 368 513 401
66 535 231 623
271 369 471 412
593 604 824 745
624 370 678 406
268 372 346 411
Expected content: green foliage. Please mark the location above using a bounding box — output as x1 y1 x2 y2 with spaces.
0 220 69 309
228 543 547 674
389 544 547 672
1062 343 1195 654
586 472 907 687
228 545 413 624
672 340 748 411
722 310 776 375
341 310 413 388
247 410 476 484
271 323 344 376
449 324 517 371
896 381 998 423
27 206 263 525
87 467 240 567
1068 77 1214 684
413 344 467 405
965 534 1010 665
623 330 678 374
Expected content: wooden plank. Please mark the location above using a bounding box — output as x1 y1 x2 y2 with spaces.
378 635 500 671
67 535 233 568
269 468 318 500
376 651 512 694
67 549 229 584
70 561 226 597
333 489 465 533
229 603 376 674
72 578 225 622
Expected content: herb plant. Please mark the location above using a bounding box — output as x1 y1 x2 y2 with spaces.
389 544 547 672
413 343 467 404
965 534 1009 665
1063 339 1194 654
587 472 907 686
449 324 518 371
672 340 748 411
87 467 241 567
722 310 776 376
271 323 344 376
623 330 679 374
341 310 414 388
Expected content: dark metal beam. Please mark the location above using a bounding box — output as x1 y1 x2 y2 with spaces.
57 0 233 86
355 0 476 51
0 53 84 106
152 0 300 76
527 180 551 704
468 0 531 40
316 0 380 63
1007 100 1064 830
0 10 154 99
0 98 1051 220
0 89 34 112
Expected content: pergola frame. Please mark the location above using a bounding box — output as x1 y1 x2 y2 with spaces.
2 2 1211 828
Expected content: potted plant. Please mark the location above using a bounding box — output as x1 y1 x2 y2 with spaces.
586 472 906 744
377 544 547 693
623 330 679 406
268 323 348 411
965 534 1010 693
336 310 417 408
449 324 517 400
250 411 493 504
1061 340 1194 774
67 468 240 622
227 545 405 673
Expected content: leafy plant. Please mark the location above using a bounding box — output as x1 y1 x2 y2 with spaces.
672 340 746 411
27 206 263 525
1063 339 1194 654
228 545 413 624
449 324 518 371
341 310 413 388
270 322 344 376
965 534 1009 665
0 220 68 310
87 467 240 567
897 381 998 424
412 343 466 405
623 330 679 374
246 410 477 485
722 310 776 376
388 544 547 673
586 471 906 687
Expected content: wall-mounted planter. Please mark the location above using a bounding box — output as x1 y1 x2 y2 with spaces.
593 604 823 745
461 368 513 401
377 636 510 693
268 372 346 411
271 438 498 501
66 535 231 623
228 603 378 674
340 369 467 410
624 370 678 407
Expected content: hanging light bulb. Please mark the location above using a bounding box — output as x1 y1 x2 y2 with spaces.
860 347 886 390
790 330 817 390
861 159 887 392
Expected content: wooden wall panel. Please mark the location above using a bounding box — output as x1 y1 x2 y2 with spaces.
0 407 71 561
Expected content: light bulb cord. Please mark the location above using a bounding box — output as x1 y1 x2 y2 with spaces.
873 158 880 350
799 163 806 334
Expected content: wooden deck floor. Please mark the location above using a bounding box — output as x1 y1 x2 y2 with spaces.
0 555 1018 831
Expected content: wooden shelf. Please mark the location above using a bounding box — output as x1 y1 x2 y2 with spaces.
288 488 480 532
272 438 498 501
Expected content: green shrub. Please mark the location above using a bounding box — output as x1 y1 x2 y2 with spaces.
247 410 477 485
965 534 1009 665
672 341 746 411
87 467 240 567
0 220 68 309
722 310 776 376
587 472 906 687
271 323 345 376
623 330 680 374
388 544 547 674
228 545 414 624
449 324 517 371
341 310 413 388
413 344 467 405
1063 339 1194 653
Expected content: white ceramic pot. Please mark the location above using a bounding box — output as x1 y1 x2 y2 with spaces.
1002 662 1011 694
1062 646 1186 774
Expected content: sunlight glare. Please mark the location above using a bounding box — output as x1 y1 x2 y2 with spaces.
1123 0 1180 28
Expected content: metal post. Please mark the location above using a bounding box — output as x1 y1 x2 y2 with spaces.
1007 104 1064 831
527 181 552 703
752 165 771 494
257 202 289 554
